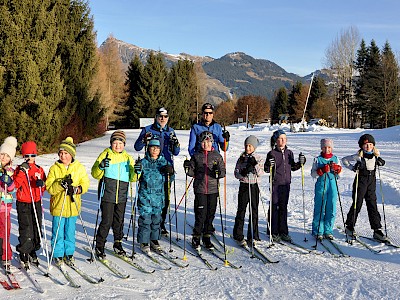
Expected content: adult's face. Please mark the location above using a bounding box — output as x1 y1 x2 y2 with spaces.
202 109 214 124
157 114 169 128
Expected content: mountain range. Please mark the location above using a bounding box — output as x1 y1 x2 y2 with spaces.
104 38 327 104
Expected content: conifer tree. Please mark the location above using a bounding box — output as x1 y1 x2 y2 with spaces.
271 87 289 122
125 55 144 128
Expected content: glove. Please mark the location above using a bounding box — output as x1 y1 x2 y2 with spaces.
99 157 111 170
0 174 13 185
240 168 248 177
161 165 174 175
144 132 153 144
376 157 385 167
61 177 73 190
183 159 191 171
134 159 142 174
20 162 30 172
212 162 221 178
247 156 257 167
222 130 230 142
36 179 44 187
330 163 342 174
170 134 180 148
264 157 275 172
299 153 306 165
316 164 330 176
352 160 366 172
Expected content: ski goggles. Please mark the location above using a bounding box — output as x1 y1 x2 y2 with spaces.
24 154 37 158
199 131 214 143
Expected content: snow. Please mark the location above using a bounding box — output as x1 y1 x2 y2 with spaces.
3 124 400 299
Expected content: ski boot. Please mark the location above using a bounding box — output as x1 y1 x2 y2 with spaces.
113 241 126 256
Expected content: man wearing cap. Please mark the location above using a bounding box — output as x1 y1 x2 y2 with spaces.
188 102 230 157
134 107 180 234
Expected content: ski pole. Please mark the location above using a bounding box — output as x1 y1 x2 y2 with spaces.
259 189 269 225
183 164 189 261
301 159 308 242
130 181 139 258
39 187 50 270
4 184 9 271
167 174 173 253
333 173 347 242
173 178 179 242
313 173 327 250
349 170 359 244
268 165 273 246
217 169 228 265
248 177 255 258
170 177 194 220
24 170 44 251
47 188 68 273
124 182 134 240
71 192 104 282
89 152 109 261
377 165 388 237
223 136 227 230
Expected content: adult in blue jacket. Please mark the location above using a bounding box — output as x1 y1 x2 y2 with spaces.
134 107 180 234
188 103 230 156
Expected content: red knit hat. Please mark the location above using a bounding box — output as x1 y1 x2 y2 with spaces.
21 141 38 156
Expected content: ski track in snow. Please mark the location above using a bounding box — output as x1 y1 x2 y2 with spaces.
2 124 400 299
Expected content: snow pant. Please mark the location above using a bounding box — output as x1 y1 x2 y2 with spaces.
96 201 127 248
192 193 218 237
0 204 12 261
312 175 338 236
16 201 42 255
160 180 171 231
233 182 260 241
51 216 77 258
345 173 382 230
137 210 162 244
269 184 290 235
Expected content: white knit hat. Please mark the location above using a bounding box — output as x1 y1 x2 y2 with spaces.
0 136 18 161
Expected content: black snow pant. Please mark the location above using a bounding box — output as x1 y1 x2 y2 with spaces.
160 180 171 231
269 184 290 235
192 193 218 237
16 201 42 255
345 173 382 230
233 182 260 242
96 201 127 248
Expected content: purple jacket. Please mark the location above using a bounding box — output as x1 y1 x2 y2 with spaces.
264 146 301 185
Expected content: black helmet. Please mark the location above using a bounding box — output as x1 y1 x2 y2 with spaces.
358 134 375 148
201 103 214 112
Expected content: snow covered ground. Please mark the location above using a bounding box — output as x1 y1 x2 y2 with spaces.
3 123 400 300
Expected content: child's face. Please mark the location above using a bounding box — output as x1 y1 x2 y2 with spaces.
59 150 72 166
112 140 125 153
276 134 287 148
0 153 11 167
321 146 332 154
24 154 37 164
362 142 374 153
149 146 161 158
245 144 255 154
201 139 212 151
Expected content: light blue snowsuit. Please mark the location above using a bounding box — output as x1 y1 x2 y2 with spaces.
136 152 169 244
311 155 341 236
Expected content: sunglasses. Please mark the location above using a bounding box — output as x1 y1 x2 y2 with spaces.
158 115 169 119
203 112 213 115
24 154 37 158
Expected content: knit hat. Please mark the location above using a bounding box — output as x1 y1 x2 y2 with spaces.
201 103 214 112
320 138 333 149
21 141 38 156
156 107 168 117
199 131 214 143
59 137 76 158
148 137 161 148
0 136 18 161
110 130 126 145
358 134 375 148
244 135 259 150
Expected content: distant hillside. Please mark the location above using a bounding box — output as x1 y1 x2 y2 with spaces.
103 38 320 104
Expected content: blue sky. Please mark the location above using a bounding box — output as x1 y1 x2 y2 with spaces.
88 0 400 76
